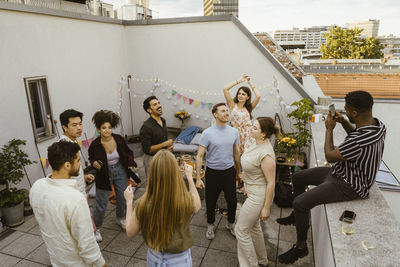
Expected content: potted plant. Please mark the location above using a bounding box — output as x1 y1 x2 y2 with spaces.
276 99 312 165
0 139 35 226
286 99 313 153
175 110 190 130
276 136 298 158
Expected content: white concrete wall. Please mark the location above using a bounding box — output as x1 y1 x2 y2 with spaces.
124 21 305 133
0 10 128 188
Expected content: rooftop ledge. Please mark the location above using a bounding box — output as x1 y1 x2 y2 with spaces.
309 122 400 266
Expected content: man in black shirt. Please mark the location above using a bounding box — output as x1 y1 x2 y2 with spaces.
140 96 173 177
277 91 386 264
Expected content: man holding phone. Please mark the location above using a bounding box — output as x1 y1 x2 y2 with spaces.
277 91 386 264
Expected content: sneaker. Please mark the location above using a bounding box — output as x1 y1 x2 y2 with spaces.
95 229 103 243
225 222 236 237
116 218 126 230
276 212 295 226
278 244 308 264
206 224 215 240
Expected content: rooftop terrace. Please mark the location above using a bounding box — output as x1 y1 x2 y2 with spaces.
0 154 315 267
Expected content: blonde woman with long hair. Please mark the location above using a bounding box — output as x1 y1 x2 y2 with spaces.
124 150 201 266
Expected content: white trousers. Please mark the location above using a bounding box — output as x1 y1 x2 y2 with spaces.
235 184 269 267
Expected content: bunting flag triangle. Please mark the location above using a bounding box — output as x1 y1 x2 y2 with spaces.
201 102 206 108
88 137 94 145
183 96 187 103
189 98 194 105
40 158 46 168
45 159 50 169
177 93 182 99
172 90 177 96
82 140 87 148
77 140 82 147
208 103 213 110
194 100 200 107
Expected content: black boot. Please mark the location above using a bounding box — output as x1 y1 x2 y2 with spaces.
276 211 295 225
278 244 308 264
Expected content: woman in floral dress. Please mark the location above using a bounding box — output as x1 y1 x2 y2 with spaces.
223 74 261 155
223 75 261 189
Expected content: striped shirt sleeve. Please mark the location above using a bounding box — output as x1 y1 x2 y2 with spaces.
338 136 361 160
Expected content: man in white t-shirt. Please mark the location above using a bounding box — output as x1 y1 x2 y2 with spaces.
30 141 106 267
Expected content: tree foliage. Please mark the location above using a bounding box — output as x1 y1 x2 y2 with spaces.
320 27 383 59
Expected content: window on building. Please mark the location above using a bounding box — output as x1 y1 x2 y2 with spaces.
24 76 56 142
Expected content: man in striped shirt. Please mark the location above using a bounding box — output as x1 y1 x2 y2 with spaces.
278 91 386 264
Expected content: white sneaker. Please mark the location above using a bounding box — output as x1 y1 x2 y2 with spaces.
226 222 236 237
206 224 215 240
95 229 103 242
116 218 126 230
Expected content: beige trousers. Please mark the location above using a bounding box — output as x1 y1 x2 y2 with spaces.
235 184 269 267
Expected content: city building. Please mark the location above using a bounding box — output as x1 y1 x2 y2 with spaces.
204 0 238 17
2 0 89 14
115 0 153 20
379 34 400 59
346 19 379 37
272 25 337 52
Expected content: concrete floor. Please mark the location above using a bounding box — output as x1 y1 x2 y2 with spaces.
0 155 314 267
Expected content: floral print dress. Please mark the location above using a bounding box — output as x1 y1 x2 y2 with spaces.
230 104 255 154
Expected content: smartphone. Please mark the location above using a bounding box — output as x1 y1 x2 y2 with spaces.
339 210 356 222
329 103 336 119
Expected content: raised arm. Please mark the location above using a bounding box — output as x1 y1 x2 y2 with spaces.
260 155 276 220
195 145 206 189
324 113 346 163
124 185 140 238
223 75 248 110
184 163 201 213
335 112 355 134
247 76 261 109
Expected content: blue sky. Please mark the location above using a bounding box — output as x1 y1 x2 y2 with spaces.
108 0 400 36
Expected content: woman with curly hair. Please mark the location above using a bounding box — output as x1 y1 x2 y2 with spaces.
89 110 137 242
124 150 201 266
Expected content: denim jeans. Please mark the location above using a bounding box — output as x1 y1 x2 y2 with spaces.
92 161 128 228
147 248 192 267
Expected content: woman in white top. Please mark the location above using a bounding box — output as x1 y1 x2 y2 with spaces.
234 117 279 267
223 74 261 155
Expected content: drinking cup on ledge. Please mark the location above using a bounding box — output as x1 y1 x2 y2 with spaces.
341 219 355 235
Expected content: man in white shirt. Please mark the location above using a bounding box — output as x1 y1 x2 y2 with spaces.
59 109 94 196
30 141 106 267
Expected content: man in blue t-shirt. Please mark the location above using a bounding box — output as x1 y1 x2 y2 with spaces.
196 103 241 240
